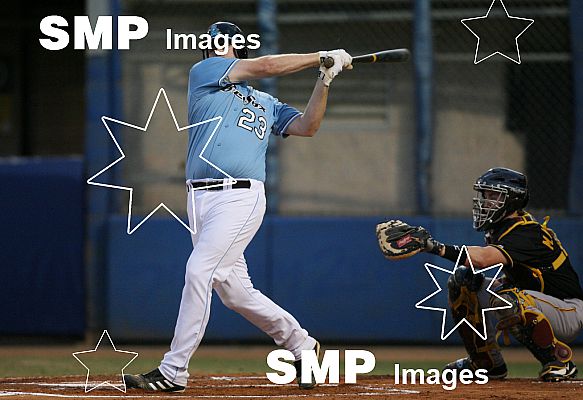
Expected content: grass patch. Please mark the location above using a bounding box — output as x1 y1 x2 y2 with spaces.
0 354 540 379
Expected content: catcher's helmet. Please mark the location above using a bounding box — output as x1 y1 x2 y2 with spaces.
202 21 248 60
472 167 529 231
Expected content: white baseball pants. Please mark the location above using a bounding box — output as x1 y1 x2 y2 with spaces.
159 179 316 386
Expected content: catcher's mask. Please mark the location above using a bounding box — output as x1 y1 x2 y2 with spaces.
202 21 248 60
472 167 529 231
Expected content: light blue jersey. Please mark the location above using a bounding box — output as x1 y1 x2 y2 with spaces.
185 57 301 182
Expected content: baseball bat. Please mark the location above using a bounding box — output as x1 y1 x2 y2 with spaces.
323 48 410 68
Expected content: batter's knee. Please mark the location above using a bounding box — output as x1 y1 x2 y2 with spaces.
215 280 257 311
216 288 237 310
220 297 237 310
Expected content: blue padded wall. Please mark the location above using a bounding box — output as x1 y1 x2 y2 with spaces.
105 215 271 341
0 158 85 335
105 214 583 343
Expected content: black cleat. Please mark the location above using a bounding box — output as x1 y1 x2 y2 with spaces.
124 368 185 392
539 360 578 382
444 357 508 380
294 341 321 389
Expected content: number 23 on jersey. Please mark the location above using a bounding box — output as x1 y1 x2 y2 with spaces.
237 108 267 139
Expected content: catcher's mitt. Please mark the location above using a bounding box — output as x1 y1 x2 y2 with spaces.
375 220 431 260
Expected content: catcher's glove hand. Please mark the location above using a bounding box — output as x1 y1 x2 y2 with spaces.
375 220 437 260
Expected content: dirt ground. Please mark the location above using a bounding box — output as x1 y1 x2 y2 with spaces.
1 374 583 400
1 345 581 399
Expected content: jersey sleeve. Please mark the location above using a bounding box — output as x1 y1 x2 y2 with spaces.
189 58 240 99
272 100 302 137
490 224 555 268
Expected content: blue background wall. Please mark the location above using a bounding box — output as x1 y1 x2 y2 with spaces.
2 159 583 343
0 158 85 336
105 213 583 344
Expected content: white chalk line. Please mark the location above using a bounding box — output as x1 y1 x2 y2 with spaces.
3 382 341 389
356 386 420 394
0 376 420 398
0 382 419 398
209 376 269 380
0 392 415 399
4 384 87 387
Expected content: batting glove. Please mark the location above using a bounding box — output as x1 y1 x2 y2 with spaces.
318 61 342 87
317 49 352 87
320 49 353 69
335 49 353 70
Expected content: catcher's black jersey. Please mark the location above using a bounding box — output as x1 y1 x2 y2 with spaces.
487 212 583 300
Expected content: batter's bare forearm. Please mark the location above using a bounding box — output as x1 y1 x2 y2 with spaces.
286 79 329 137
229 53 320 82
262 53 321 75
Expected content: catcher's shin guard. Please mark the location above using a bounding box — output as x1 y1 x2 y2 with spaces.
491 288 575 381
446 267 506 377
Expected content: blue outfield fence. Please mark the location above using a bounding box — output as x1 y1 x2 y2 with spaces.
1 158 582 342
105 214 583 344
0 158 85 336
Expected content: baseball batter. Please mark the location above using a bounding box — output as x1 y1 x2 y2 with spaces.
376 167 583 382
124 22 352 392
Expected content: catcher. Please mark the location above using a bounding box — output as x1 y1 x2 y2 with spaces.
376 167 583 382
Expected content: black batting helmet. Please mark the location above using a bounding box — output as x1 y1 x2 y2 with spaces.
202 21 248 60
472 167 529 231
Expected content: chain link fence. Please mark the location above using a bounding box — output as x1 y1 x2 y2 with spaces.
431 0 572 215
118 0 574 217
